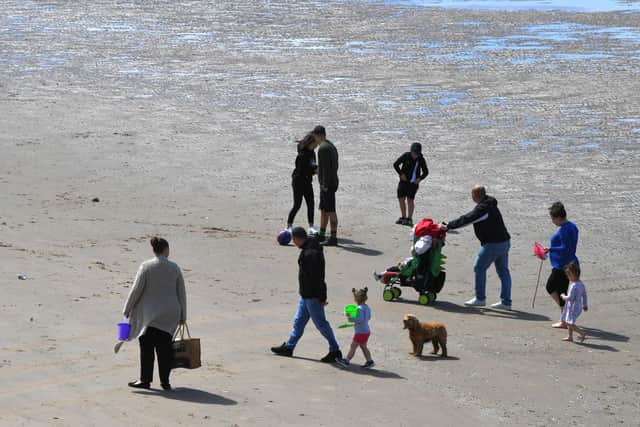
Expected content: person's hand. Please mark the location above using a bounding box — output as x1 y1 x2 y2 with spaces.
439 222 448 231
560 293 567 299
544 247 550 254
400 174 407 182
583 306 588 311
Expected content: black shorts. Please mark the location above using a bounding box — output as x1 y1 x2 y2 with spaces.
397 181 419 199
319 189 336 213
546 268 569 306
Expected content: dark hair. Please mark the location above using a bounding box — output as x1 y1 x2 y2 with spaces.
549 201 567 219
311 125 326 137
150 236 169 255
291 227 307 240
297 133 316 151
563 261 580 279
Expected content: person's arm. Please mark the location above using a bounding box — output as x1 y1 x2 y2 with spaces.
317 145 330 188
349 307 364 324
549 226 577 254
393 154 404 175
417 157 429 181
176 267 187 323
582 286 588 310
446 203 489 230
123 264 146 317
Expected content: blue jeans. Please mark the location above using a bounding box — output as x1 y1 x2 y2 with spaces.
285 298 340 352
473 240 512 306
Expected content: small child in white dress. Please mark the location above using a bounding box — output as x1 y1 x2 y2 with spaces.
560 261 588 342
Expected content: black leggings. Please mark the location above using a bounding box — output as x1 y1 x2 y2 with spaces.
287 180 314 226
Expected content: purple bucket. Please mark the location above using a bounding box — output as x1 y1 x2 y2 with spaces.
117 322 131 340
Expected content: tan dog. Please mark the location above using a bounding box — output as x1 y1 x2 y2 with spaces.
403 314 448 357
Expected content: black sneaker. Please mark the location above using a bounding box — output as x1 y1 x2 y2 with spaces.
271 342 293 357
322 237 338 247
161 383 172 391
404 218 413 227
128 380 151 389
395 217 406 225
361 360 375 369
321 350 342 363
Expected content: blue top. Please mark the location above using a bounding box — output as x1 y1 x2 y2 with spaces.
549 221 579 269
349 304 371 334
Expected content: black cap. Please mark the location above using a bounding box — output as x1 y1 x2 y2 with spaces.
410 142 422 155
311 125 326 137
291 226 307 240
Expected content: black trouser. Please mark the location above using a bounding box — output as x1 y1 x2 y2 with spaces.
287 180 314 225
139 326 173 385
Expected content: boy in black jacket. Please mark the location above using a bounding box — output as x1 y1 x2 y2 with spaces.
393 142 429 226
271 227 342 362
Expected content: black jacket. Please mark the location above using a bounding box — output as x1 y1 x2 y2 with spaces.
298 238 327 302
291 146 317 183
317 140 339 191
447 196 510 245
393 152 429 183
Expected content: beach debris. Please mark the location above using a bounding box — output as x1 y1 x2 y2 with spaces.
17 274 27 280
92 197 100 202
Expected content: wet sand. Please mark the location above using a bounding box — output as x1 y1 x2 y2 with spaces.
1 0 639 425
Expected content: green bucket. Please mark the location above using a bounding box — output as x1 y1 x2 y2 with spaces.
344 304 358 318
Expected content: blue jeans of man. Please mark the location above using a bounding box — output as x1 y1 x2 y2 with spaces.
473 240 512 306
285 298 340 352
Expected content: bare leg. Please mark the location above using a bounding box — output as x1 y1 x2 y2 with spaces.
345 341 358 361
329 212 338 234
360 343 372 362
407 198 415 220
563 324 574 341
551 297 567 328
320 211 329 231
398 198 407 218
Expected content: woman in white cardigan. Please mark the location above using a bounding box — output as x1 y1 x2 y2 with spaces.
123 237 187 391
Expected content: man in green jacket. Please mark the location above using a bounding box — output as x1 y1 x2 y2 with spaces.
312 125 339 246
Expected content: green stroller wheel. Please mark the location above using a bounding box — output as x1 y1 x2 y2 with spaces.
383 289 394 302
392 287 402 299
427 292 437 302
418 294 430 305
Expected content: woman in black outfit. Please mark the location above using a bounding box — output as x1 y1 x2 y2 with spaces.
286 134 318 231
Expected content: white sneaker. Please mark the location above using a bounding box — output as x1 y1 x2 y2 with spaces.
308 226 318 235
490 302 512 310
286 226 293 233
464 297 486 307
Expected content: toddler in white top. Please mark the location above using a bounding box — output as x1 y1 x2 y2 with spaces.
560 261 588 342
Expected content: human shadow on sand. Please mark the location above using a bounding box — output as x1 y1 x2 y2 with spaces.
392 299 550 322
283 355 404 379
581 327 629 343
334 238 383 257
575 341 619 352
133 387 237 405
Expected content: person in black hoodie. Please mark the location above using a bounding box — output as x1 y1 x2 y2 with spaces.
393 142 429 226
286 134 318 232
271 227 342 362
441 185 512 309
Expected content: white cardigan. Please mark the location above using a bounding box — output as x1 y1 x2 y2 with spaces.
123 255 187 340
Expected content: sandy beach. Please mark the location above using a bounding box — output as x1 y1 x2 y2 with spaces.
1 0 639 425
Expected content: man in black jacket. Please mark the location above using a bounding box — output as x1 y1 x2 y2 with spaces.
271 227 342 362
441 186 512 309
393 142 429 226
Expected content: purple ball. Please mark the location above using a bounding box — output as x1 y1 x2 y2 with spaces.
277 229 292 245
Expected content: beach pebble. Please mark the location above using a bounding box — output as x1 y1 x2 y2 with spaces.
18 274 27 280
92 197 100 202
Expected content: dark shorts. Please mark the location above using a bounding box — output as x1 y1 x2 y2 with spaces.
546 268 569 306
319 189 336 213
397 181 419 199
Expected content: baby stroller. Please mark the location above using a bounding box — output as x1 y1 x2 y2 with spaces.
374 218 447 305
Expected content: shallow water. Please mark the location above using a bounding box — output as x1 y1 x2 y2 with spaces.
381 0 640 12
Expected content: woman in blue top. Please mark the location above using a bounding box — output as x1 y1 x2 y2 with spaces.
544 202 579 328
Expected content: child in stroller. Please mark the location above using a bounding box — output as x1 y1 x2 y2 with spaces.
374 218 447 305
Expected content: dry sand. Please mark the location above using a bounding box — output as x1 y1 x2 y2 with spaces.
1 0 639 426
